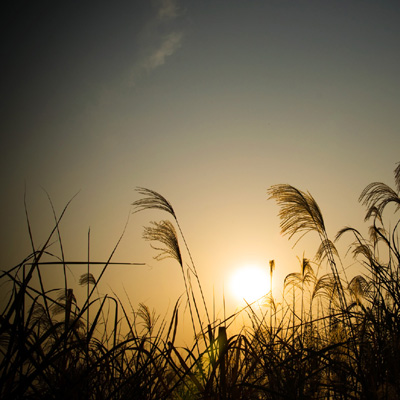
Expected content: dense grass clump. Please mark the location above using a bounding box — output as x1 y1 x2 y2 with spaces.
1 163 400 399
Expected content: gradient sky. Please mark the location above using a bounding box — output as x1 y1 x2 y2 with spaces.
1 0 400 319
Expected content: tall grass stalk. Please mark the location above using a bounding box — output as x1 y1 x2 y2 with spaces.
2 163 400 398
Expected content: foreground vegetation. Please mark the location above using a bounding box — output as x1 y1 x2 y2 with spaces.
1 164 400 399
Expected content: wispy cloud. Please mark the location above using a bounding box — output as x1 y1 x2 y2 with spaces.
155 0 181 20
130 0 185 85
144 31 183 71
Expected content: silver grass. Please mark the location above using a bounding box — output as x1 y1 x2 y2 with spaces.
284 272 303 290
284 270 315 290
335 226 362 242
132 187 176 218
335 226 374 262
336 227 375 265
143 219 199 338
267 184 326 241
79 273 97 286
368 225 387 247
395 162 400 193
269 259 275 276
300 257 313 277
284 258 315 290
133 187 211 325
311 274 340 302
143 220 182 265
51 288 77 316
348 275 370 305
315 239 339 264
359 182 400 220
30 302 53 330
56 288 76 304
262 292 277 313
364 206 384 225
351 243 375 265
268 184 349 314
137 303 159 335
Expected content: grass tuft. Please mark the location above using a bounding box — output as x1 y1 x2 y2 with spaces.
1 162 400 398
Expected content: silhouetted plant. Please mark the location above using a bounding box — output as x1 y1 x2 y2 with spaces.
2 162 400 399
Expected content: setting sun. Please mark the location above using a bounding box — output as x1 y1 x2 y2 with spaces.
230 264 271 304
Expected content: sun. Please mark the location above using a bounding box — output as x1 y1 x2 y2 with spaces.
229 264 271 304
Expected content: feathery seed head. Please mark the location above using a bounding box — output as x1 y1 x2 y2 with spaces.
143 220 182 265
132 187 176 218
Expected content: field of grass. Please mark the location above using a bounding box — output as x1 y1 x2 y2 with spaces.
1 163 400 399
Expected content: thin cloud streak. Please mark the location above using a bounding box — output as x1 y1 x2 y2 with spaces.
130 0 184 86
155 0 182 20
144 31 183 71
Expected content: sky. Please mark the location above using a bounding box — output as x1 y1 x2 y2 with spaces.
1 0 400 323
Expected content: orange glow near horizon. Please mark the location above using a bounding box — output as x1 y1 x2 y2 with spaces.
229 264 271 304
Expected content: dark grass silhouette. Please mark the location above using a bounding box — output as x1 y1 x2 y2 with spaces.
1 163 400 399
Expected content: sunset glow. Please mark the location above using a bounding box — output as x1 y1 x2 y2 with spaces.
2 1 400 397
230 265 271 304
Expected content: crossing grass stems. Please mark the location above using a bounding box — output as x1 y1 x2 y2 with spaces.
1 163 400 399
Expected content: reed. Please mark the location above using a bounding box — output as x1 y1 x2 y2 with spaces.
1 163 399 398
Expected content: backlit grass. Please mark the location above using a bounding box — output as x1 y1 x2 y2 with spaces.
1 163 400 399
